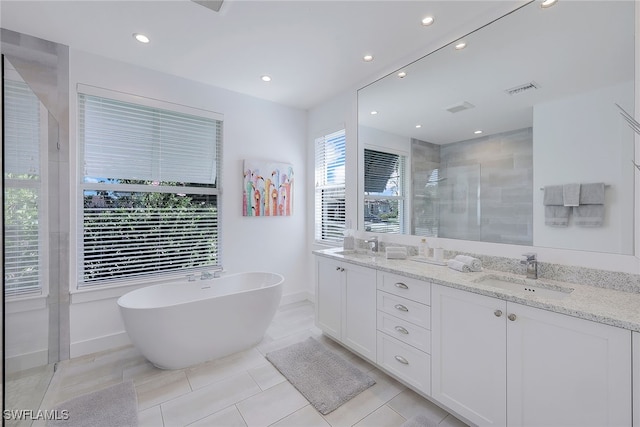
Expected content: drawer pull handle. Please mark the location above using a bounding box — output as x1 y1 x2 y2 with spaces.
508 313 517 322
394 326 409 335
394 304 409 312
494 310 503 317
394 355 409 365
394 282 409 290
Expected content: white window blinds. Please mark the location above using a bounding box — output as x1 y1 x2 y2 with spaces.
315 129 346 243
363 148 406 234
78 89 222 286
79 94 218 185
5 80 40 176
4 78 43 297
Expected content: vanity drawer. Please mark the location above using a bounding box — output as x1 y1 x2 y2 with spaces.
377 331 431 396
377 291 431 329
377 311 431 354
377 271 430 305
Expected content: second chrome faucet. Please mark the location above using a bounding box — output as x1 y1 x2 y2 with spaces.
521 253 538 279
365 236 379 253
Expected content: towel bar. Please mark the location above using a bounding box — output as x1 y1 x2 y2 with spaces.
539 184 610 190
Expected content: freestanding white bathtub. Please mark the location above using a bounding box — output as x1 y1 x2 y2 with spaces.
117 271 283 369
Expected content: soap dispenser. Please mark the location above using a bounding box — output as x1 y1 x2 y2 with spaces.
419 238 430 258
343 228 355 250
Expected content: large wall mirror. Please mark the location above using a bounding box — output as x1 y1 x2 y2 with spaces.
358 0 635 255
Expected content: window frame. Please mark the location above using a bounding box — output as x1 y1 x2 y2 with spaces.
314 128 346 244
363 146 408 235
76 84 223 289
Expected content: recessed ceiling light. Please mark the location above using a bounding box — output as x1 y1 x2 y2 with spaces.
370 111 378 115
541 0 558 8
363 55 374 62
133 33 150 44
455 42 467 50
421 16 434 26
261 75 272 82
397 71 407 78
416 125 422 128
474 130 483 134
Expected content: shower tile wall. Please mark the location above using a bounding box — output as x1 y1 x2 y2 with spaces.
412 128 533 245
411 139 440 236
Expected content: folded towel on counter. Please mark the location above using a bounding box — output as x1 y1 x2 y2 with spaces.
573 205 605 227
454 255 482 272
543 185 563 206
385 246 408 259
544 206 570 227
563 183 581 207
579 182 605 204
447 259 470 273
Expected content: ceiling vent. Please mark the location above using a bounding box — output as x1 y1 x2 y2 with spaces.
505 81 539 96
192 0 224 12
446 101 475 114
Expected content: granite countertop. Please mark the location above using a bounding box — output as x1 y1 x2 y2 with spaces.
314 247 640 333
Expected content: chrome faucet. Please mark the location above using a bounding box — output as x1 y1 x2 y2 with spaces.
200 265 223 280
521 253 538 279
211 265 224 278
365 236 379 253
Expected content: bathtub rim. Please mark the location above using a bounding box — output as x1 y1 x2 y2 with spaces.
116 271 284 310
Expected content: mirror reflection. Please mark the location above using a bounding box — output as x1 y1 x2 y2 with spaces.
358 0 635 254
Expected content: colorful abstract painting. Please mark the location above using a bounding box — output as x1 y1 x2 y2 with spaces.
243 159 293 217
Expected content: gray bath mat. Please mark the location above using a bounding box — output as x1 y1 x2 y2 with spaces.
47 381 138 427
401 414 439 427
266 337 375 415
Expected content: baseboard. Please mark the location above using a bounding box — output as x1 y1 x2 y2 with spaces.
70 331 132 359
5 349 49 374
280 290 314 306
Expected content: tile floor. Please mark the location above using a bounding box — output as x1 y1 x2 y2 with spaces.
20 300 468 427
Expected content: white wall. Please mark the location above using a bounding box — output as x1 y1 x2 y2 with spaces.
533 82 634 254
67 49 308 357
359 126 411 155
4 299 49 372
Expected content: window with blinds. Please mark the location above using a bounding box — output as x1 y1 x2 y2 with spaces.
363 148 406 234
315 129 346 243
4 76 45 297
78 89 222 286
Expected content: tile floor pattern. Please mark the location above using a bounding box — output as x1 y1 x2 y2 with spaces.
20 301 469 427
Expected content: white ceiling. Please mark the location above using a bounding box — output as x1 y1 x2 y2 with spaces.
0 0 527 110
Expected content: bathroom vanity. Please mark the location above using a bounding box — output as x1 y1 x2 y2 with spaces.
314 248 639 427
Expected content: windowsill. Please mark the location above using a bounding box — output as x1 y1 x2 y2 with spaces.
314 241 343 249
5 293 48 313
70 271 196 304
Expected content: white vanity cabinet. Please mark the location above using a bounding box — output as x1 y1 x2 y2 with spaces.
376 272 432 395
431 284 632 427
315 256 377 362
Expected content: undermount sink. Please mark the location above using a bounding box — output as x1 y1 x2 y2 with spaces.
473 274 574 300
334 250 377 259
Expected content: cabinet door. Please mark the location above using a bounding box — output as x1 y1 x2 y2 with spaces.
315 257 343 339
431 285 507 427
343 264 377 361
506 303 632 427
